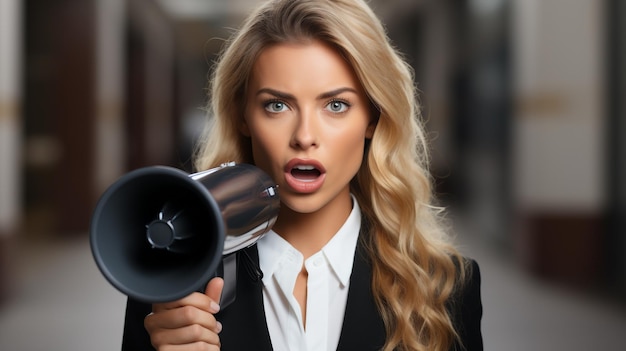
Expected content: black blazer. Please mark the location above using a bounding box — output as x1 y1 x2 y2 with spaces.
122 242 483 350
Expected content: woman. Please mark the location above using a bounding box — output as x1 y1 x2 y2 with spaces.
122 0 483 350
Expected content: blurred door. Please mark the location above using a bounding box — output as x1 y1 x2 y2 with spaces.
607 0 626 294
23 0 96 236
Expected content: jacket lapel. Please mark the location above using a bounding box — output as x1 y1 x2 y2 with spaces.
217 245 273 351
218 237 386 351
336 239 387 350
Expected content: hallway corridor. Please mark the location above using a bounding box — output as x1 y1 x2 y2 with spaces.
0 231 625 351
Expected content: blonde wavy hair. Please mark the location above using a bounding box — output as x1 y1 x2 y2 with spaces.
194 0 467 350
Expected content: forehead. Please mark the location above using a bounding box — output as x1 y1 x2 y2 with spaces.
249 40 362 92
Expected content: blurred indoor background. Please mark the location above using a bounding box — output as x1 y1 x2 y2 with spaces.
0 0 625 350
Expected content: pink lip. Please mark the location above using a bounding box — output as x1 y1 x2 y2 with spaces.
284 158 326 193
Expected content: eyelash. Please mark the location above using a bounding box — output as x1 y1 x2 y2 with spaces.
261 98 352 114
263 99 290 113
325 98 351 113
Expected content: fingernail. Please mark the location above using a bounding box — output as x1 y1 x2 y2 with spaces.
211 301 221 313
216 321 223 334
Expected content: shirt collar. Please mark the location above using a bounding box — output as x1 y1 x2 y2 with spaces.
321 196 361 286
257 195 362 287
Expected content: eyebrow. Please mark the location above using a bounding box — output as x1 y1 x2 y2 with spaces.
256 87 358 101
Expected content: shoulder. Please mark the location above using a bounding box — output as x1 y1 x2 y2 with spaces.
448 257 483 351
458 257 481 296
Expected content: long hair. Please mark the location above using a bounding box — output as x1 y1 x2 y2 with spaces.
194 1 467 350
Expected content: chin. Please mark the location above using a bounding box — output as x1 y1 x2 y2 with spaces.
279 193 329 215
281 199 322 215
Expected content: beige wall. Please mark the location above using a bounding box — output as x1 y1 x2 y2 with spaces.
0 0 22 236
512 0 605 212
95 0 127 192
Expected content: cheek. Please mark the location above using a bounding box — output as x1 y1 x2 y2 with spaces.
337 120 370 150
331 129 368 166
249 135 272 163
248 127 284 171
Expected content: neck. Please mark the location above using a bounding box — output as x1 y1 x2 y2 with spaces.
272 194 352 259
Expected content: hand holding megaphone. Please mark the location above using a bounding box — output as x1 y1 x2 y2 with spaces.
89 162 279 303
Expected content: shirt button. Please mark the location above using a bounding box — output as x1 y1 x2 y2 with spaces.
313 257 323 267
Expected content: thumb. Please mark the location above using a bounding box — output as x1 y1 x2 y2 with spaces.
205 276 224 307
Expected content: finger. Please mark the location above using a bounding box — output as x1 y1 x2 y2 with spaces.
145 305 221 332
153 292 217 314
205 277 224 307
149 323 221 347
156 342 221 351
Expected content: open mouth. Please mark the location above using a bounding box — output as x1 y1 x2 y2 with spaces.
284 159 326 193
290 165 322 181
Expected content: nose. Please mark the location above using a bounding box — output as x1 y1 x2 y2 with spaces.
290 108 318 149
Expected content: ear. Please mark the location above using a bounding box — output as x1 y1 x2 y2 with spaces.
365 99 379 139
365 120 376 139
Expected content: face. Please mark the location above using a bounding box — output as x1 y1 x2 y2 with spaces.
242 40 375 216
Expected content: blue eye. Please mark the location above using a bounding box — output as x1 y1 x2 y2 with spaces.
265 101 288 113
326 100 349 113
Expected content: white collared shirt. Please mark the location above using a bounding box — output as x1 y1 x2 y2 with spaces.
257 197 361 351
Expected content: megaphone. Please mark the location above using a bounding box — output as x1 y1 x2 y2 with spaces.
89 162 279 303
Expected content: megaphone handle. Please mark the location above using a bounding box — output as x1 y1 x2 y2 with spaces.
220 253 237 310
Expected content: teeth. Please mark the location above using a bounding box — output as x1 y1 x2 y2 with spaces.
294 165 315 170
